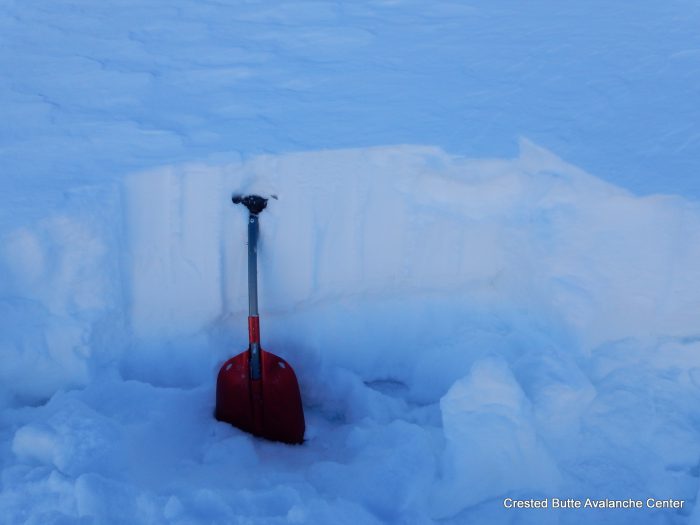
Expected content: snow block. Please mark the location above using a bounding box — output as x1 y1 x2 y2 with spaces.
432 358 560 517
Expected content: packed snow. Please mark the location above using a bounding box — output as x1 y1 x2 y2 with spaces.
3 142 700 524
2 1 700 524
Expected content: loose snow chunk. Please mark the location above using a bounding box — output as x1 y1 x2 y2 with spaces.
12 398 124 478
75 472 159 523
432 358 560 517
12 424 58 467
309 419 435 521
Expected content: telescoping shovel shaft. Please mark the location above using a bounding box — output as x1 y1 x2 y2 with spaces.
247 213 261 381
215 194 305 444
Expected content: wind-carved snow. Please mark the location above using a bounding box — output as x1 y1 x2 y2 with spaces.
2 142 700 524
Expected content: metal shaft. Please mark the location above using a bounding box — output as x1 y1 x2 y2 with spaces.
247 214 262 380
248 214 259 317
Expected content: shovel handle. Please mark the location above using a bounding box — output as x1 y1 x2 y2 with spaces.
247 214 259 316
247 208 261 380
233 193 275 381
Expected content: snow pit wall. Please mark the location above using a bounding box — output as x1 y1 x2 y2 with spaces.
2 140 700 407
121 140 700 396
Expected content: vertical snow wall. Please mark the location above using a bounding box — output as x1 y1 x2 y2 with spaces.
2 140 700 407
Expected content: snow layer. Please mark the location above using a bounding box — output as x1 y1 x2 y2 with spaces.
3 142 700 524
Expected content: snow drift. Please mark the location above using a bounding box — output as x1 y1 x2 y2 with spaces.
2 141 700 524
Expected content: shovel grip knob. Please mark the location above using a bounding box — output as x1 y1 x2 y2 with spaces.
232 194 268 215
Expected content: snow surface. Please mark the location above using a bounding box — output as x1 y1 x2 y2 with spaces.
3 1 700 524
2 0 700 199
3 141 700 524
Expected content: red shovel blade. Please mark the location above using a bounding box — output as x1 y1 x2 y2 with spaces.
215 348 305 444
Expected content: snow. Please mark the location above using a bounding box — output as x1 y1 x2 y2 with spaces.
4 142 700 524
3 1 700 524
433 357 560 516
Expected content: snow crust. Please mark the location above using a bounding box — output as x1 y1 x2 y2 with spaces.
3 142 700 524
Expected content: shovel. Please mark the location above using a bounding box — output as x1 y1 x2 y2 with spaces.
215 194 305 444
